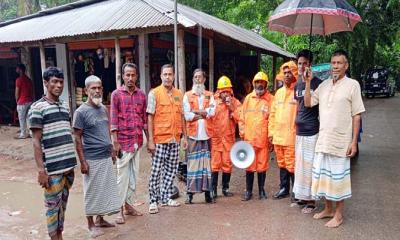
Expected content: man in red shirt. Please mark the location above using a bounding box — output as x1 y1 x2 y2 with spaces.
15 64 34 139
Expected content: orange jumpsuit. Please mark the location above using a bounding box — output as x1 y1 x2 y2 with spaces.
239 91 273 172
209 90 241 173
268 83 297 173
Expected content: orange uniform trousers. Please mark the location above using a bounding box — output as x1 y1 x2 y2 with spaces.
246 147 269 173
274 145 295 173
211 147 232 173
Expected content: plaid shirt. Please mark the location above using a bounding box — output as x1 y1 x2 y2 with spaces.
110 86 147 152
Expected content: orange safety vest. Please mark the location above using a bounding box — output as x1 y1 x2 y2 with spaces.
268 83 297 146
152 85 183 144
185 90 213 138
209 91 241 151
239 91 273 149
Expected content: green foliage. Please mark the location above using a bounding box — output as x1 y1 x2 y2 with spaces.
180 0 400 84
0 0 76 22
0 0 398 85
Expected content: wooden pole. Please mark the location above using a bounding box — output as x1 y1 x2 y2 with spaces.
197 25 202 68
272 55 277 91
178 29 186 93
208 39 214 92
174 0 179 88
115 37 121 88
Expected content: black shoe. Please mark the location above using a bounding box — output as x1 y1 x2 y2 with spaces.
241 172 254 201
211 172 219 199
222 173 233 197
273 188 290 199
205 191 214 203
185 192 193 204
258 172 267 200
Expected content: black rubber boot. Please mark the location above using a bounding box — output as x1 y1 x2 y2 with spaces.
273 168 290 199
258 172 267 200
211 172 219 200
289 172 296 202
205 191 214 203
222 172 234 197
242 172 254 201
185 192 193 204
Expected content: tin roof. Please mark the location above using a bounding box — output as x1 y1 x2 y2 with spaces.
0 0 293 57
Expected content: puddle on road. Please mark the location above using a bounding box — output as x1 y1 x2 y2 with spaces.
0 180 84 220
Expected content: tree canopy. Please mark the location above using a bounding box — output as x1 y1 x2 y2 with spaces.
1 0 399 84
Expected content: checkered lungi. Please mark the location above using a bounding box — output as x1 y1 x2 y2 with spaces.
148 143 180 204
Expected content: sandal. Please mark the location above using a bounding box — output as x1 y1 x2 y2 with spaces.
148 203 159 214
160 199 181 207
115 216 125 224
301 204 316 214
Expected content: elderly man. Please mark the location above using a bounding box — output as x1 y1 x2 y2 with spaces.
239 72 273 201
209 76 241 199
110 63 148 223
293 49 322 213
29 67 77 240
304 50 365 228
269 61 298 200
183 69 216 204
147 64 188 214
73 76 120 238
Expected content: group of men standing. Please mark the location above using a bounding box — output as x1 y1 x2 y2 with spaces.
28 48 364 239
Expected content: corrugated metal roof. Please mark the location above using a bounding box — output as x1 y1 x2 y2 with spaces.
0 0 293 57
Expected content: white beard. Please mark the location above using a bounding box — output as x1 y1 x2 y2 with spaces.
91 96 103 106
192 83 205 95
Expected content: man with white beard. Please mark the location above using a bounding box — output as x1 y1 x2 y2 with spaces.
183 69 216 204
73 76 120 238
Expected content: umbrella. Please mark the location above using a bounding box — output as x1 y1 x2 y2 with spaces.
268 0 362 48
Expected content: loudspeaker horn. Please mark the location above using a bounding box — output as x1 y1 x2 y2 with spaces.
230 141 255 169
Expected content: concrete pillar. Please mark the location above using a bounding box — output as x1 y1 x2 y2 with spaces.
115 37 121 88
55 43 71 110
139 33 150 93
39 41 47 94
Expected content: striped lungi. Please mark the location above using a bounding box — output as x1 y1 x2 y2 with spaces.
293 134 318 201
83 158 121 216
44 170 74 238
186 139 212 193
311 153 351 201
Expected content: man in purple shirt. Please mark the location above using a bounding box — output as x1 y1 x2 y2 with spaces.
110 63 148 224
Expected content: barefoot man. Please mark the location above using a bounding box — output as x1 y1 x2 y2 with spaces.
73 76 120 237
304 50 365 227
29 67 77 240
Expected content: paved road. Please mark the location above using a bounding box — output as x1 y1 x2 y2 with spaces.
1 96 399 240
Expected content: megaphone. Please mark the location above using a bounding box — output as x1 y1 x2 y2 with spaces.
230 141 255 169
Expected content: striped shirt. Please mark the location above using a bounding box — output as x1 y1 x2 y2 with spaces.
29 97 77 175
110 86 147 152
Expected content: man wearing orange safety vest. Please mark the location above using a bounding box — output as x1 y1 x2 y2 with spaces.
183 68 216 204
269 61 298 200
239 72 274 201
209 76 241 199
146 64 188 214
